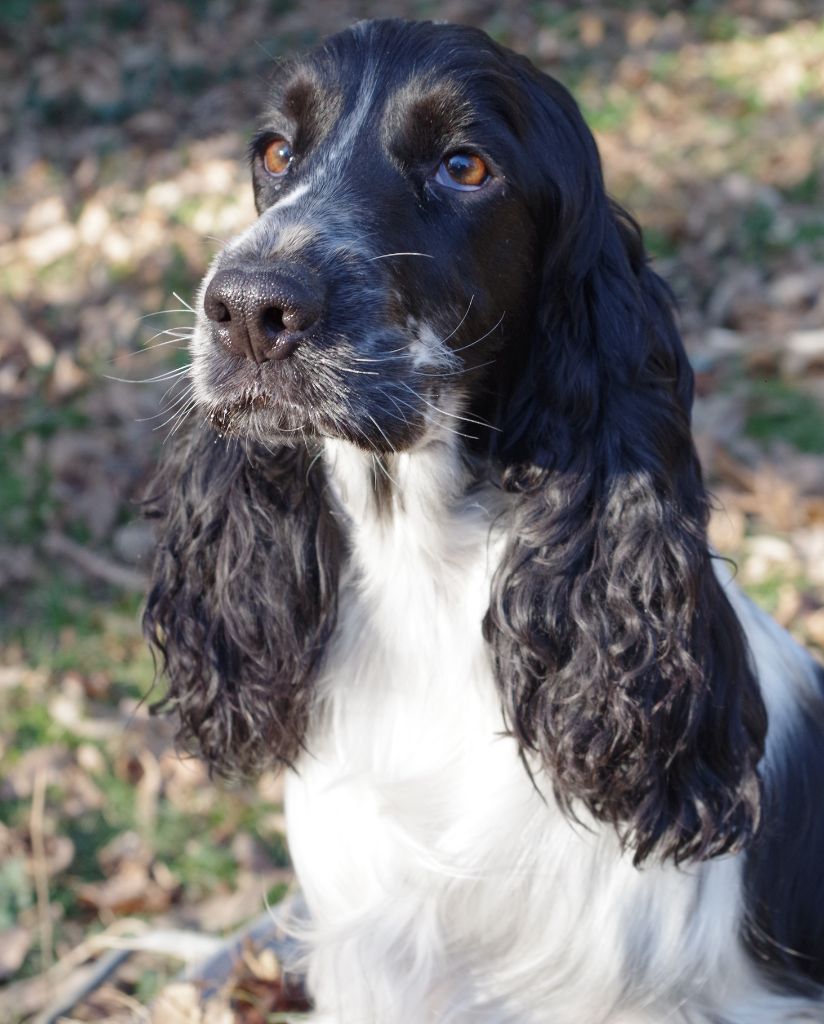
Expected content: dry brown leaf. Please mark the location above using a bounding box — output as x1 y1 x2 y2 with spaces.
98 831 152 873
0 925 33 980
794 528 824 586
1 745 72 800
241 944 281 984
77 862 173 915
186 870 290 932
803 608 824 650
708 505 747 554
25 834 75 878
774 583 802 628
151 982 207 1024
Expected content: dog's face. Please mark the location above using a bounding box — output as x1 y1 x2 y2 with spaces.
190 20 545 452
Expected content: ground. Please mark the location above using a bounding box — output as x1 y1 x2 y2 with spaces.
1 1 823 1021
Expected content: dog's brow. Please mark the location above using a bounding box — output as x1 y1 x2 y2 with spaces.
272 69 343 148
389 83 474 162
283 75 319 121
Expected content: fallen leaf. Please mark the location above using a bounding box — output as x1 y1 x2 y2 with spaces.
151 982 206 1024
803 608 824 650
77 861 172 915
0 926 32 980
25 834 74 877
708 505 746 554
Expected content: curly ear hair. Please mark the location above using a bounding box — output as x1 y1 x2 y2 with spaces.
143 430 340 779
484 71 767 866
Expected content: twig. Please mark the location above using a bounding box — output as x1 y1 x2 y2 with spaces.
0 919 149 1021
30 765 53 972
93 930 223 961
42 532 148 592
30 926 219 1024
28 903 307 1024
32 950 132 1024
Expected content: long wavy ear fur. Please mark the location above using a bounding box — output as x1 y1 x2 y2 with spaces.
143 430 340 779
485 71 767 865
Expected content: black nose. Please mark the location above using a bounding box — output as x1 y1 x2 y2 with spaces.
203 266 323 363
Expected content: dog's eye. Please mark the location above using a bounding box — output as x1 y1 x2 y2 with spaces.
435 152 490 191
262 136 293 177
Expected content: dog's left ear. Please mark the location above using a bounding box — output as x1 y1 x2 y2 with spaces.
484 71 767 865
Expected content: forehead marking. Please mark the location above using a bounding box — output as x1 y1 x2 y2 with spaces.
320 71 380 169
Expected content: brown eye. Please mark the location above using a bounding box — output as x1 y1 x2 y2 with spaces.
435 152 490 191
262 136 293 176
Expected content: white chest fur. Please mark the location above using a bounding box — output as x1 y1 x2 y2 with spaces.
283 440 808 1024
287 439 526 907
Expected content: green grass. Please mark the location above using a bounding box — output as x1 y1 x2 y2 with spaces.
4 697 76 754
782 171 818 204
793 220 824 249
2 576 151 677
738 201 776 261
644 226 679 262
741 571 809 617
0 857 33 932
0 0 33 25
133 966 172 1007
581 94 637 134
745 378 824 453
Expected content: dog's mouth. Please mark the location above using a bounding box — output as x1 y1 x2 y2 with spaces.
207 390 270 433
192 306 452 449
203 381 320 441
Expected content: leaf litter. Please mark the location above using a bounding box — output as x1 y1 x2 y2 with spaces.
1 1 823 1020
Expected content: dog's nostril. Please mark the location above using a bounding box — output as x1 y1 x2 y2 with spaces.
210 300 231 323
261 306 286 338
281 306 316 333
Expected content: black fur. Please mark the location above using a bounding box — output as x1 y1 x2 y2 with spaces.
144 431 340 778
743 663 824 988
481 60 768 865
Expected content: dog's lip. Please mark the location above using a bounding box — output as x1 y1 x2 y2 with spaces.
206 391 270 428
220 391 270 412
205 390 316 439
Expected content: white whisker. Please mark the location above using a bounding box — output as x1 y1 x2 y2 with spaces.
172 292 196 313
368 252 434 261
103 366 190 384
417 359 496 380
441 295 475 345
157 395 198 439
336 365 380 377
396 382 495 436
451 311 505 354
137 307 197 321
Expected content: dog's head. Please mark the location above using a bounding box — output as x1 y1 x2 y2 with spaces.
188 19 597 455
147 19 767 866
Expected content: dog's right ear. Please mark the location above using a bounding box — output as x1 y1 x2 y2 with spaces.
143 429 340 779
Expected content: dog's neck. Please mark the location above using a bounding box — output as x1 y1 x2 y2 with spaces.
322 435 466 523
322 435 501 604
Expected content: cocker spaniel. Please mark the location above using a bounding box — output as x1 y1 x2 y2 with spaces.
144 19 824 1023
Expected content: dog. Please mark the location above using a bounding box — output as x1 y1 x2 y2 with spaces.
144 19 824 1023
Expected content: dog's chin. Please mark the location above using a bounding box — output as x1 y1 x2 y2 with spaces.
205 393 304 439
204 393 427 454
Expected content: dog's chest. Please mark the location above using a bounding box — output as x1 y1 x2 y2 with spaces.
311 456 514 801
285 442 539 910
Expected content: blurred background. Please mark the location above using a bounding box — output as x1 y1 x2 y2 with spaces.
1 1 823 1020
